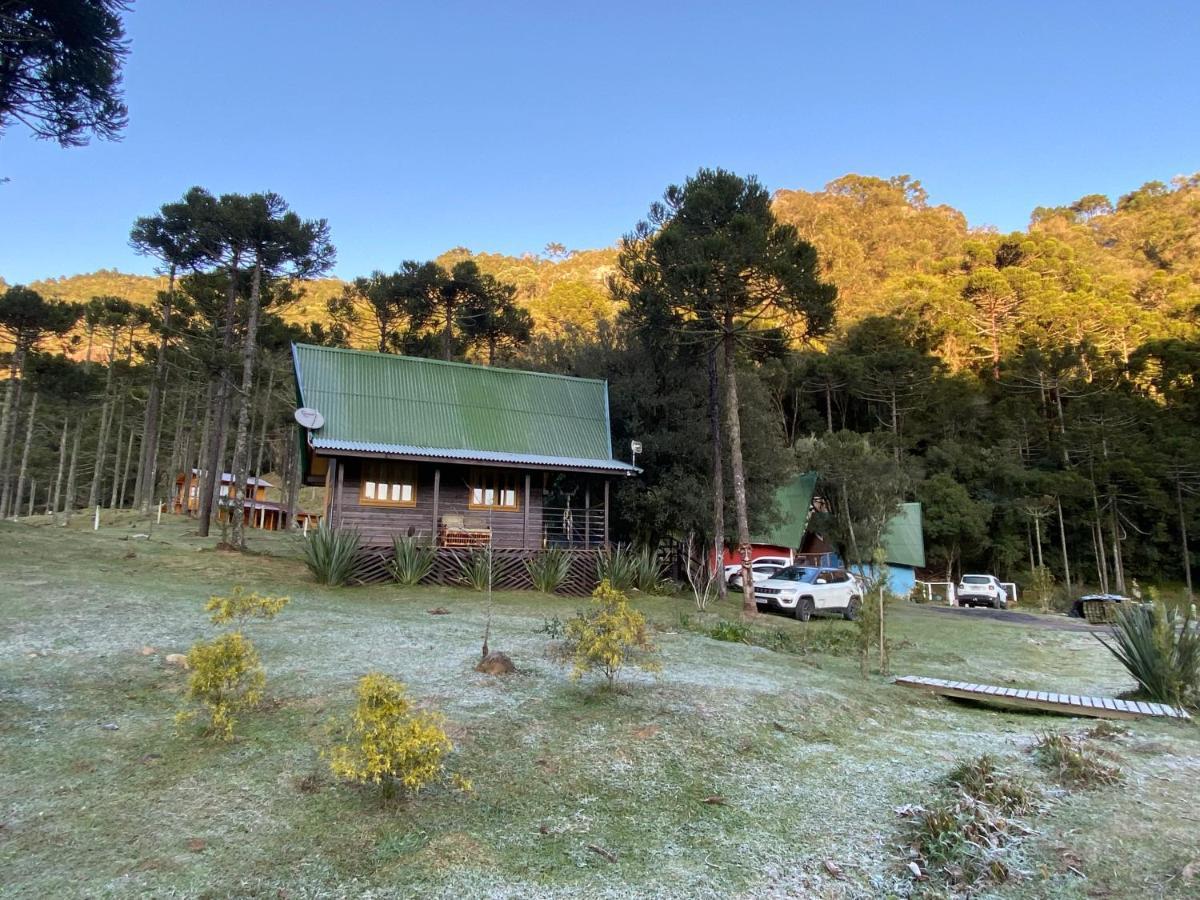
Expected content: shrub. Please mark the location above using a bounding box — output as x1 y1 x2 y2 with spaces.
909 755 1041 890
1096 600 1200 708
1026 565 1057 612
300 524 361 586
205 586 289 626
1032 732 1122 787
595 545 637 592
453 546 493 592
326 672 463 796
563 579 661 687
708 619 753 644
177 632 265 739
631 546 669 594
389 535 436 586
526 547 571 593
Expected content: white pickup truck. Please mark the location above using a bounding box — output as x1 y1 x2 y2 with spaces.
753 565 862 621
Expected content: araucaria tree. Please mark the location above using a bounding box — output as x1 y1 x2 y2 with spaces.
618 169 836 613
0 1 130 146
224 194 335 549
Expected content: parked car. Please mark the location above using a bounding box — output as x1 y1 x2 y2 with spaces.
754 565 861 621
1068 593 1130 621
724 556 791 587
957 574 1009 609
728 561 788 591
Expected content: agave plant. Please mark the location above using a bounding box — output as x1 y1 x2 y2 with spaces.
389 535 436 586
596 544 637 592
632 546 669 595
526 547 571 593
1096 601 1199 708
300 523 361 586
454 546 494 592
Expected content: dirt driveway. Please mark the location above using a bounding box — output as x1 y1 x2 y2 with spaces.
911 603 1109 633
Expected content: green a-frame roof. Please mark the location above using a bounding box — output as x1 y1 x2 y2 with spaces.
291 344 638 474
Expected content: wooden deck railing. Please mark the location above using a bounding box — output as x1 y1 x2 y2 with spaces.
350 545 603 595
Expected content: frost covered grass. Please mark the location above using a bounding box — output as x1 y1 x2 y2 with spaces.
2 515 1199 898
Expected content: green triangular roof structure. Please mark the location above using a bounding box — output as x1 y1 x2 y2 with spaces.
752 473 925 568
291 344 637 473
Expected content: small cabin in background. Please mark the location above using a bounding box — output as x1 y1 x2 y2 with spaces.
172 469 319 532
291 344 639 590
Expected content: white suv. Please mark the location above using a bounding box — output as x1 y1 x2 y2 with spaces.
754 566 862 621
957 574 1008 609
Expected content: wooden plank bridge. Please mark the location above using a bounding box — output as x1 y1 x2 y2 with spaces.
895 675 1191 721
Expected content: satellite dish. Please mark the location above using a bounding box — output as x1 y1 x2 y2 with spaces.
294 407 325 430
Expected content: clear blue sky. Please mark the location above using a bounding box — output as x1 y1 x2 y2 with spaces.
2 1 1198 283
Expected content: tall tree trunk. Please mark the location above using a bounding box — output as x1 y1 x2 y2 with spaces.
199 259 243 536
707 345 727 599
1178 480 1194 604
1056 495 1072 597
108 399 126 508
63 421 82 520
185 381 214 516
0 347 27 518
228 260 264 549
285 426 300 530
721 324 756 615
12 392 37 520
246 364 275 531
1109 499 1125 594
164 386 188 513
86 335 119 510
117 426 136 508
442 300 454 361
136 265 176 511
51 417 68 518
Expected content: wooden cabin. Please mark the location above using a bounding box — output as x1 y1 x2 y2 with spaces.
172 469 320 532
173 470 271 513
291 344 639 589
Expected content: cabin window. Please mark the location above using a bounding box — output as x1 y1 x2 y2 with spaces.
360 461 417 507
468 468 520 511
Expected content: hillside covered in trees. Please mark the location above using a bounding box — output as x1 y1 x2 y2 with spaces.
2 171 1198 601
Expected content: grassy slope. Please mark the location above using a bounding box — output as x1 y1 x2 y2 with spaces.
1 517 1197 899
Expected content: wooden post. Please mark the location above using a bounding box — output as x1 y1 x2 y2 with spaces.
432 467 441 544
324 457 337 524
603 479 610 547
336 460 345 529
584 484 591 547
523 473 530 547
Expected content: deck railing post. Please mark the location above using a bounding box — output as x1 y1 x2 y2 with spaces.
432 467 440 544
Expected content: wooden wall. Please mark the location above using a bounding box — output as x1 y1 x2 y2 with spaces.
331 459 545 549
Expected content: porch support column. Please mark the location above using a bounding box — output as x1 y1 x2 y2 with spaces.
523 473 531 547
325 457 337 524
432 467 441 544
584 484 591 547
335 460 345 529
603 479 610 547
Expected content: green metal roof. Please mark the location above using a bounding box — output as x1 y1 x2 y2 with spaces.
291 344 636 472
751 473 817 547
754 474 925 568
882 502 926 568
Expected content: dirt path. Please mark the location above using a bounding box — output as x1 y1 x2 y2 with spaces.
911 603 1109 633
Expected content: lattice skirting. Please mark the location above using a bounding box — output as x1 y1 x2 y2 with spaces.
349 546 601 595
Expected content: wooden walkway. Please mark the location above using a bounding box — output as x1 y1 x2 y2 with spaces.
895 675 1191 721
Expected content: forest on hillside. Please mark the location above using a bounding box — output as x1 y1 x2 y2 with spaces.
2 171 1198 602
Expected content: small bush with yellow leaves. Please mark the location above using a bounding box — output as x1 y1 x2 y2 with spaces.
205 586 289 627
327 672 466 795
177 632 265 740
563 579 661 687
